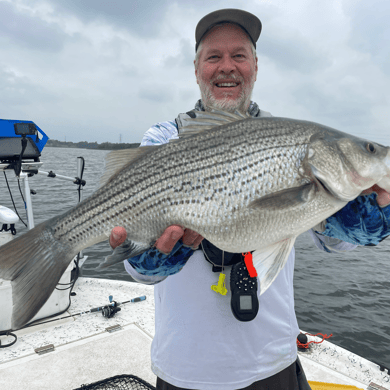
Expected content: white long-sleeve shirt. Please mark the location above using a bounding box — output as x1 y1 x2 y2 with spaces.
124 107 356 389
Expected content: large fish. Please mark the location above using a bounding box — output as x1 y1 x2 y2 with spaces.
1 110 390 329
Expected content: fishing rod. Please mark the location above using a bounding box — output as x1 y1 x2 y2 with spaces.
89 295 146 318
34 294 147 324
0 295 146 348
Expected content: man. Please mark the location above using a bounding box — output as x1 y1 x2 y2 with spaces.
110 9 390 390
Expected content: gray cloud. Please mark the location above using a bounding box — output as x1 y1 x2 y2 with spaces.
0 66 59 106
47 0 171 37
117 65 140 79
0 1 66 52
38 0 242 39
293 82 373 130
259 33 330 74
138 83 175 102
179 87 198 104
0 0 388 146
287 77 389 146
344 0 390 75
164 39 195 69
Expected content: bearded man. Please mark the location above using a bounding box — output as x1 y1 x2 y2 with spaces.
110 9 390 390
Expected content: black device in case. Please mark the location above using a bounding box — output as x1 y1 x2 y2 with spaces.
230 260 259 322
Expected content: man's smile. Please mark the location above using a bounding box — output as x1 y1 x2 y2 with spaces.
215 82 239 88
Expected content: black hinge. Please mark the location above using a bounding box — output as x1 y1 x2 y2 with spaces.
367 382 389 390
105 324 122 333
34 344 55 355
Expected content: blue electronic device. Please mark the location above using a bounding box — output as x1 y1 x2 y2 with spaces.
0 119 49 162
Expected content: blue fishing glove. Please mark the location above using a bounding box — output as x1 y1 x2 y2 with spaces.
318 193 390 246
128 240 195 276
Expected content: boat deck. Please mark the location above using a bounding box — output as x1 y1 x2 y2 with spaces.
0 323 155 389
0 278 388 389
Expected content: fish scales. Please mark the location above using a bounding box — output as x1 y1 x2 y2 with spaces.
52 118 314 253
2 110 390 330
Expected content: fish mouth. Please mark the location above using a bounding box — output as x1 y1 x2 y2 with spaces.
311 166 340 199
310 164 345 201
315 177 329 193
314 174 352 203
315 176 336 198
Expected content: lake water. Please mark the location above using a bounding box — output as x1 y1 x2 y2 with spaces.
1 146 390 369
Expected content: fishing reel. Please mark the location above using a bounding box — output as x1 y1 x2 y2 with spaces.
101 295 121 318
91 295 121 318
102 302 121 318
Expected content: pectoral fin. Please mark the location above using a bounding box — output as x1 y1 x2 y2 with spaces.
249 183 315 211
97 239 150 269
253 237 296 295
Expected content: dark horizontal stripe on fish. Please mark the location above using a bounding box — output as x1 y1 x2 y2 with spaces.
99 143 300 204
54 132 309 238
55 144 305 240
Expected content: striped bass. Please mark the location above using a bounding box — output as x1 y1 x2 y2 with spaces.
1 110 389 330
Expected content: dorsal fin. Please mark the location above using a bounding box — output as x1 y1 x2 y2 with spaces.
171 109 250 143
99 110 251 186
98 146 155 189
182 109 249 130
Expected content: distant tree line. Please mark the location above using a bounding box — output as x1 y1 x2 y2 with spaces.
47 139 140 150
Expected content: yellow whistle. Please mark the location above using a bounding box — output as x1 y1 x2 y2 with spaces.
211 273 228 295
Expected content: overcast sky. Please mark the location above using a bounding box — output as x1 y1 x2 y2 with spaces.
0 0 389 145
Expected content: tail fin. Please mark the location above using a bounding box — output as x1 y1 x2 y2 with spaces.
0 219 76 330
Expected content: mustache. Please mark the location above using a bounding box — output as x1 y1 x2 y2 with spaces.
210 74 244 85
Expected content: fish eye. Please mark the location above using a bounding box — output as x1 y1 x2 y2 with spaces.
366 143 376 153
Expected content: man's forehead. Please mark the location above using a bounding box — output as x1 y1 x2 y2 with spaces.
202 43 252 55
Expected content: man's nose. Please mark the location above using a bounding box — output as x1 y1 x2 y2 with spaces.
218 56 236 73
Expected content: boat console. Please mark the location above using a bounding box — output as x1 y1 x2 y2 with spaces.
0 119 48 162
0 118 87 332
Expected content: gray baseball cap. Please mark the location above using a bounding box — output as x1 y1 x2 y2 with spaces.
195 9 262 52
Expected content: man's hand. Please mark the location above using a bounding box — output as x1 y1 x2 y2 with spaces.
314 183 390 246
155 225 204 254
109 225 203 253
109 225 204 277
109 226 128 249
361 184 390 207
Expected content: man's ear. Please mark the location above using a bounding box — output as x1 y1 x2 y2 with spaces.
255 57 258 82
194 61 199 84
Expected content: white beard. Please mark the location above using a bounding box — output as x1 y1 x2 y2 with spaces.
198 74 255 113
